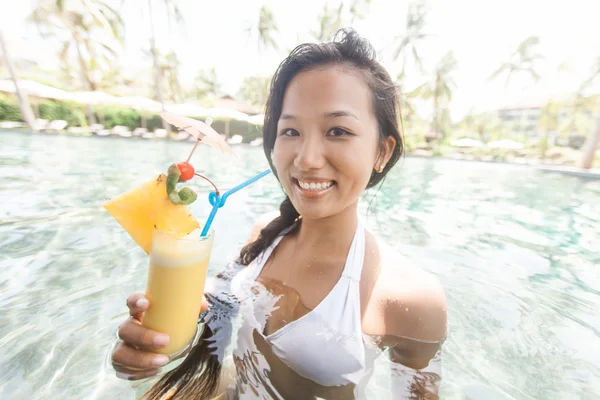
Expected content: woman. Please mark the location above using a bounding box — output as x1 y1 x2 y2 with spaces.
112 29 447 399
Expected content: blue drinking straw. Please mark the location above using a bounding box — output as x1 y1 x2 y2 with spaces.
200 169 272 236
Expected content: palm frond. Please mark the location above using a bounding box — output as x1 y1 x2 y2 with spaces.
412 45 424 72
488 62 511 81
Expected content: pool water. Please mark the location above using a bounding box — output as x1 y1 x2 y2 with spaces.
0 131 599 399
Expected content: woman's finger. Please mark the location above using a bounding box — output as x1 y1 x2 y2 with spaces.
126 293 149 319
200 296 209 313
118 317 170 350
112 341 170 370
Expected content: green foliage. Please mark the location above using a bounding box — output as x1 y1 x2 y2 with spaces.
489 35 543 86
237 75 271 108
538 134 549 158
256 5 279 51
146 114 165 132
209 119 262 142
0 92 262 140
0 94 23 122
193 68 221 99
94 106 141 129
38 100 86 126
31 0 124 92
394 1 429 73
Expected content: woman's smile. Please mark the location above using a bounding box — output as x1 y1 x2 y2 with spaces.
293 177 337 199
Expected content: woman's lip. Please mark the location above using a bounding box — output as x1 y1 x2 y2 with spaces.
294 178 335 184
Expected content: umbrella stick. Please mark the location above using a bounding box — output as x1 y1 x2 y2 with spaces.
186 138 201 163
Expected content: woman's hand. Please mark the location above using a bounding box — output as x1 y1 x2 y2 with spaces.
111 292 209 380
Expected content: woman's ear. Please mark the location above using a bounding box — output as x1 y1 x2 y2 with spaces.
376 136 397 171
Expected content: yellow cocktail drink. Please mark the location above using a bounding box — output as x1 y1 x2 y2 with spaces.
142 228 214 356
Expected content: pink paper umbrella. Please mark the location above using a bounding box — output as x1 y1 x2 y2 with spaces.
160 112 233 155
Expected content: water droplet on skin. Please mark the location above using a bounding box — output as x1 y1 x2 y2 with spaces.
405 307 409 312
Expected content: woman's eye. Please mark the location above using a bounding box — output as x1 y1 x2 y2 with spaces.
327 127 351 137
280 128 299 137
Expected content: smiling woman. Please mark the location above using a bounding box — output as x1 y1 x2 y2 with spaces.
112 28 447 400
271 65 397 220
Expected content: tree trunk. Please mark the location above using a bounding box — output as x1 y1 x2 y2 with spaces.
577 109 600 169
433 93 439 134
0 29 38 132
73 37 97 127
148 0 170 133
432 77 439 137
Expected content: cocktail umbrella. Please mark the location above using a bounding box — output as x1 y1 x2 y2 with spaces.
160 112 233 154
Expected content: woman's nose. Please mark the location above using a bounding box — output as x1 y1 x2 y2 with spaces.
294 135 326 171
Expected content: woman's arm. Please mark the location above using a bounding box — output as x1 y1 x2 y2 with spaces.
379 260 448 399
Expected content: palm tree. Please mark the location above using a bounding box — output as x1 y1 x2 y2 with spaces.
312 0 371 42
253 5 278 52
415 51 458 137
578 57 600 169
193 68 221 100
313 3 344 42
237 75 271 108
537 100 561 157
147 0 172 132
577 109 600 169
31 0 124 126
347 0 372 25
395 71 421 126
0 29 38 132
393 1 429 75
489 36 544 87
157 50 183 103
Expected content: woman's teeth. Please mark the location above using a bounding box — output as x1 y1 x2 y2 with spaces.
297 180 334 191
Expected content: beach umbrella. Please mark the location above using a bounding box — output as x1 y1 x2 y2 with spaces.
487 140 524 150
204 107 249 121
0 79 71 100
115 96 162 112
160 112 233 154
202 107 250 139
68 90 121 106
214 95 261 115
247 113 265 126
450 138 484 148
166 103 208 117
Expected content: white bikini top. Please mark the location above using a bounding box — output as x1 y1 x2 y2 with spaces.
230 220 372 388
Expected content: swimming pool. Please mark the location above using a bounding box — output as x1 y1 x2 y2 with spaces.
1 131 598 399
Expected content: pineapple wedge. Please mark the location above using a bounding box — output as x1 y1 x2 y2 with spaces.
104 173 200 254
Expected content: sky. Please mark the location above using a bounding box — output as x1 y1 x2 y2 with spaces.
1 0 599 120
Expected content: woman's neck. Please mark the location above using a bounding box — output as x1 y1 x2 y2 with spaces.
293 203 359 255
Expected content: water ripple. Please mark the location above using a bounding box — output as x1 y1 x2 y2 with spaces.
0 132 599 399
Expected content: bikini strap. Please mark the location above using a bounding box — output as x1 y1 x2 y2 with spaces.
341 221 365 281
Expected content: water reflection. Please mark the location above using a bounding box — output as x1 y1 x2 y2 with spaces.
0 132 599 399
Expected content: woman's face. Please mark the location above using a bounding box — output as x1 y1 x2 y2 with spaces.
272 65 395 221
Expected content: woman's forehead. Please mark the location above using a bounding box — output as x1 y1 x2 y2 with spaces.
280 66 373 120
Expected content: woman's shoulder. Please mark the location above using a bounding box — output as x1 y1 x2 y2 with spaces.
370 237 448 342
246 210 281 244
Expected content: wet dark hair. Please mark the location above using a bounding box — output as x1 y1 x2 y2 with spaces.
141 28 403 400
239 27 404 266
